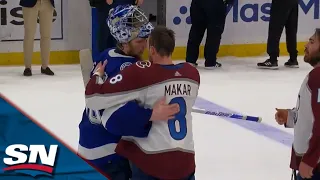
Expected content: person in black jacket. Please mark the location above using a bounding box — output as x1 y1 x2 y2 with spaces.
257 0 299 69
20 0 55 76
89 0 115 53
186 0 232 69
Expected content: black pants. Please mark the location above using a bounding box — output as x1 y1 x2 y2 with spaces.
96 3 116 53
267 0 298 60
112 0 136 6
186 0 227 66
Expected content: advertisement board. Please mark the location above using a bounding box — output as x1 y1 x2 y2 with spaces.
0 0 63 41
166 0 320 46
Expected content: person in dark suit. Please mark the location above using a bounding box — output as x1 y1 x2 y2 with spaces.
186 0 232 69
20 0 55 76
257 0 299 69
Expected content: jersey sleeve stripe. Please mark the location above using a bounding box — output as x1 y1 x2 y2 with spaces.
78 143 117 160
85 92 141 111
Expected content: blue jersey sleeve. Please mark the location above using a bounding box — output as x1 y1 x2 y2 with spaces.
91 49 119 77
105 101 152 137
90 48 152 137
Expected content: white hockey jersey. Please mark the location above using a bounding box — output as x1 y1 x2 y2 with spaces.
85 61 200 179
285 65 320 171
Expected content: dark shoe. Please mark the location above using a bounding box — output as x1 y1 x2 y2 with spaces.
204 62 222 69
284 59 299 68
41 67 54 76
257 59 278 69
23 68 32 76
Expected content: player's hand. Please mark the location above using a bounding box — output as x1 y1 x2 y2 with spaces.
299 161 314 179
106 0 113 5
150 97 180 121
135 0 143 5
93 60 108 77
275 108 288 125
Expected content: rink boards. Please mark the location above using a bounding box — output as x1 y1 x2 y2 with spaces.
0 0 318 65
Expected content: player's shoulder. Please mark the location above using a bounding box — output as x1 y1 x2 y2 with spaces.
309 65 320 76
123 60 153 72
96 48 113 63
117 61 152 79
134 61 153 69
307 65 320 88
100 48 135 61
100 48 136 66
182 62 199 71
180 62 200 83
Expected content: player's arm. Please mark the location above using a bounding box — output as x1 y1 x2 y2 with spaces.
301 69 320 168
101 101 152 137
85 63 143 111
285 108 298 128
85 62 152 137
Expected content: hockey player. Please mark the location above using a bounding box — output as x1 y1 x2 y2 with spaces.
78 5 180 180
275 29 320 180
85 26 199 180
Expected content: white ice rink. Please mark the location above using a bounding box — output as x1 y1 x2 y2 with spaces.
0 56 313 179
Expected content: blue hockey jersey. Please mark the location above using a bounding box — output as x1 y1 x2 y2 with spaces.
78 48 152 169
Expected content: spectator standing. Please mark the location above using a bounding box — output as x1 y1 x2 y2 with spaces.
257 0 299 69
20 0 55 76
185 0 232 69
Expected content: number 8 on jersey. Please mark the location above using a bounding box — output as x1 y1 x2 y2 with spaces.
110 74 123 84
167 97 187 140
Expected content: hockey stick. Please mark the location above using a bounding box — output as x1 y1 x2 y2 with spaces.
192 108 262 123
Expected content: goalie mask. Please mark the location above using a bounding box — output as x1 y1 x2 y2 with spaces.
107 5 154 44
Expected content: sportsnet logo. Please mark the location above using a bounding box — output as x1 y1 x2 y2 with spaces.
2 144 58 176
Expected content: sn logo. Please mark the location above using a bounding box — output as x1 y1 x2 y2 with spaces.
3 144 58 175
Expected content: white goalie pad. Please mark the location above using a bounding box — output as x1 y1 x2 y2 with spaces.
79 49 94 87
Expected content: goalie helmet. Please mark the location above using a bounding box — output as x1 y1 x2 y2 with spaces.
107 5 154 44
